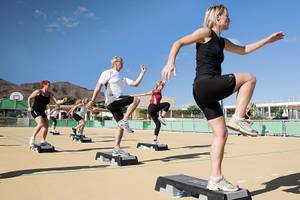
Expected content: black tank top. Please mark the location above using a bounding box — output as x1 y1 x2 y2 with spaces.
195 30 225 80
32 90 51 112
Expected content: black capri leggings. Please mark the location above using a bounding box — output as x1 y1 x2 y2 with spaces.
50 117 57 126
148 102 170 136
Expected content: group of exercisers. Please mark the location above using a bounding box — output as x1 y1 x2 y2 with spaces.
27 4 284 192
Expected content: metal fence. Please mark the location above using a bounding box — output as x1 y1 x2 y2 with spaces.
1 117 299 137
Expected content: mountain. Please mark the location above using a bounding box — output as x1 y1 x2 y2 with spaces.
0 79 104 102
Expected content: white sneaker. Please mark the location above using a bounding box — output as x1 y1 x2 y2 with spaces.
207 176 239 192
112 148 130 156
227 116 258 137
158 117 166 126
29 137 35 147
118 120 134 133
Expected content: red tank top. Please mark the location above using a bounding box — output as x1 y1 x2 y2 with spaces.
150 89 162 105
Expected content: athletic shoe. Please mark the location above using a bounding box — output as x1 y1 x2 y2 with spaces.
226 117 258 137
72 127 77 134
207 176 239 192
112 148 130 156
118 120 134 133
29 137 35 147
158 116 167 126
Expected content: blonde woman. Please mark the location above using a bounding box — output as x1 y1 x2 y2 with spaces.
162 4 284 191
49 104 60 133
133 80 170 143
69 98 89 136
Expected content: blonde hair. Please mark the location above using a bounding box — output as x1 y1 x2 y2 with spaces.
155 80 165 89
75 99 82 105
203 4 228 29
111 56 123 65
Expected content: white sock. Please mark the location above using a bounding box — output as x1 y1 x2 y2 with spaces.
233 115 244 121
209 176 223 182
29 136 35 143
40 139 46 143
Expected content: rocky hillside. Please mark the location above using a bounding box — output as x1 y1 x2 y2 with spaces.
0 79 104 102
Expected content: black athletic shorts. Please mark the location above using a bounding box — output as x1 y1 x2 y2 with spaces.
73 113 83 121
31 110 47 119
193 74 236 120
106 95 134 122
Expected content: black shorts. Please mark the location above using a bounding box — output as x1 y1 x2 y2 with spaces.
193 74 236 120
50 117 57 126
31 110 47 119
106 95 134 122
73 113 83 121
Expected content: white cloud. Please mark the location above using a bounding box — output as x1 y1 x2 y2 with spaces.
74 6 96 19
35 9 47 19
41 6 96 33
45 23 60 32
228 38 242 45
57 16 79 28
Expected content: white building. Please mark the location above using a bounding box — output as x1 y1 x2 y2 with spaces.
224 101 300 119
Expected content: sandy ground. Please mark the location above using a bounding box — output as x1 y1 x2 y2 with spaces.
0 127 299 200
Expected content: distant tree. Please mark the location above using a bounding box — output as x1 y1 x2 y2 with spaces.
187 105 202 116
139 109 148 115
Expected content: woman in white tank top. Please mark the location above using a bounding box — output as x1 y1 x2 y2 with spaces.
69 98 89 136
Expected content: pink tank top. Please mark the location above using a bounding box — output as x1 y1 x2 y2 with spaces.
150 89 162 105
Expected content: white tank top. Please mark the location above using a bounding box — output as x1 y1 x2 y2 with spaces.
50 110 59 118
76 106 87 118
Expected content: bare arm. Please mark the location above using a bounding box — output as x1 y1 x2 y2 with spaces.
224 32 284 55
87 82 103 109
130 64 147 87
50 94 67 105
162 28 211 80
131 91 152 97
69 103 82 115
27 90 40 111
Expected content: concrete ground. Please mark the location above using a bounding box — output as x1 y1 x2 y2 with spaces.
0 127 299 200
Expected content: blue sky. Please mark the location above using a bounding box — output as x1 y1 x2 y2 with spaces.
1 0 299 107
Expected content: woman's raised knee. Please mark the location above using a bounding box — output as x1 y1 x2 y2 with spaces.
248 73 256 85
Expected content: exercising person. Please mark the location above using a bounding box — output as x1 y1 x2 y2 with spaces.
133 80 170 143
88 56 146 156
49 104 60 133
162 4 284 192
69 98 89 136
28 80 66 147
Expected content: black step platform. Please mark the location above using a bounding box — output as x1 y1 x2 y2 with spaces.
137 142 168 151
70 134 92 143
155 174 252 200
30 144 55 153
95 152 138 166
49 130 60 135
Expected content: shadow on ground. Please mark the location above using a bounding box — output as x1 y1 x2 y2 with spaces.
0 145 20 147
57 146 130 153
0 165 108 180
251 173 300 196
93 139 138 143
142 152 210 163
170 144 211 150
